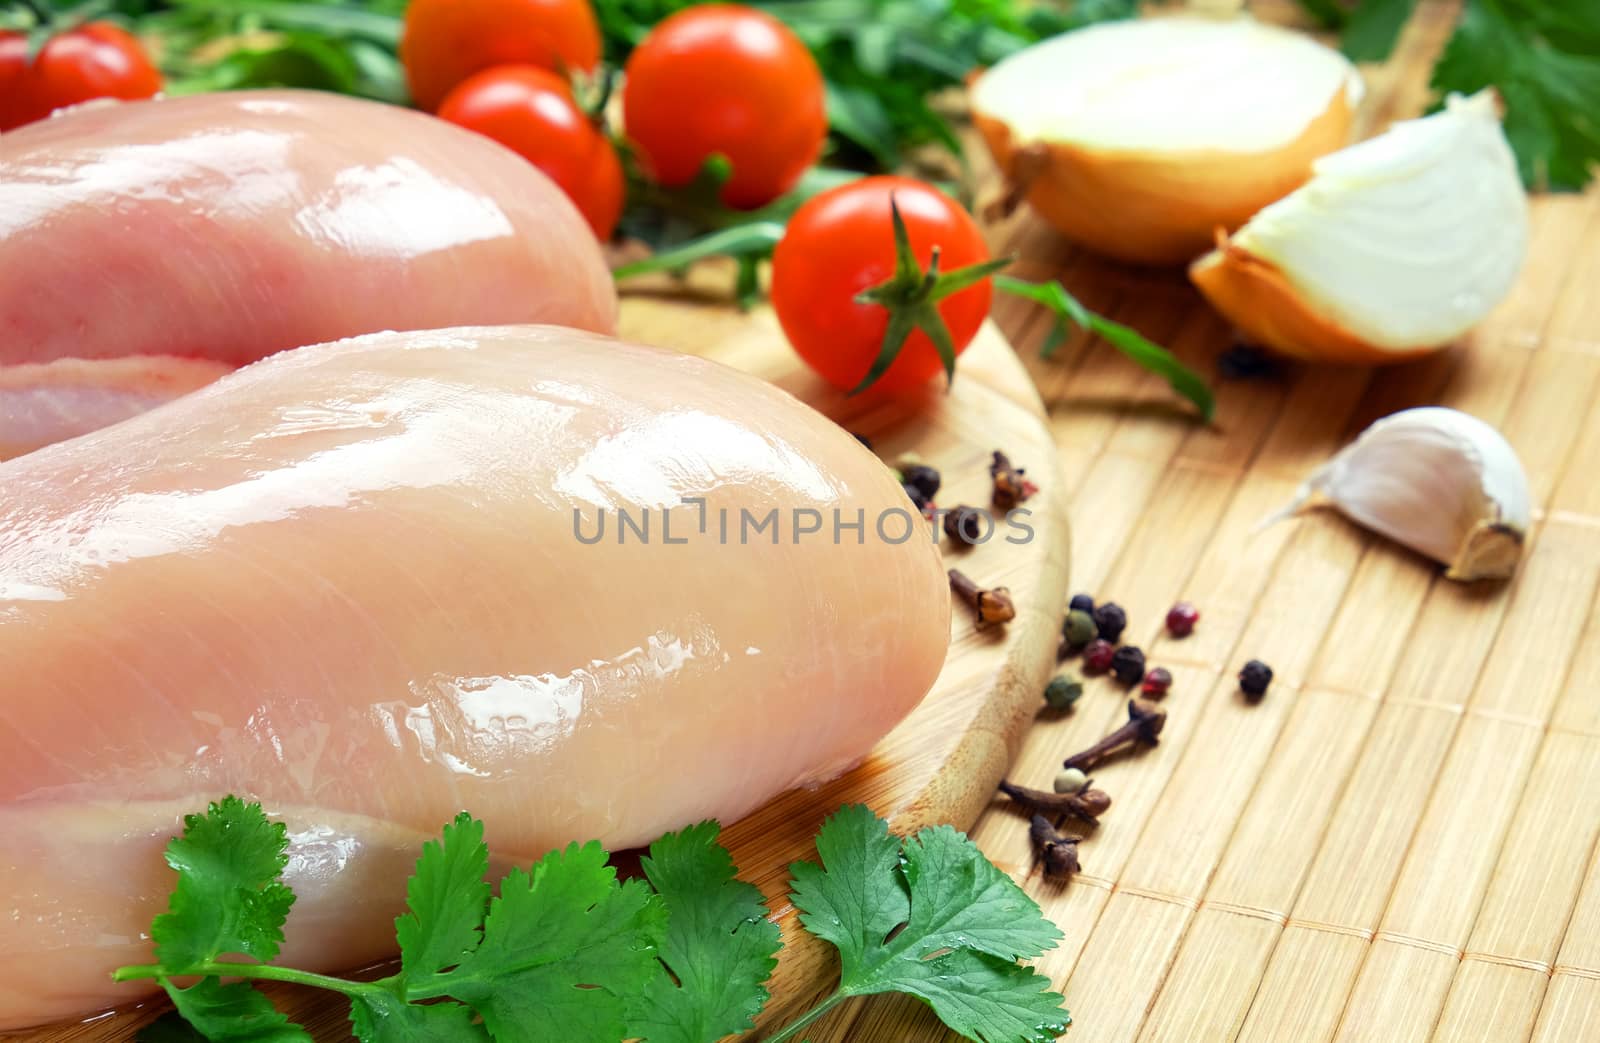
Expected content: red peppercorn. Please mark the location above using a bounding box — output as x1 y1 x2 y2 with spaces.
1082 639 1115 675
1141 667 1173 698
1166 601 1199 637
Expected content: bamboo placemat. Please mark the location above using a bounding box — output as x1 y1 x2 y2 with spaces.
806 2 1600 1040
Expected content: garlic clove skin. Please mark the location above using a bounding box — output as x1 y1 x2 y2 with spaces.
1270 407 1531 581
1191 92 1529 361
970 15 1362 265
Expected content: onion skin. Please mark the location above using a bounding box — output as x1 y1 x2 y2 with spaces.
973 88 1355 266
1189 233 1439 364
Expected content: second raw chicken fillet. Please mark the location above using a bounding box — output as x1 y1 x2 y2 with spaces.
0 325 951 1029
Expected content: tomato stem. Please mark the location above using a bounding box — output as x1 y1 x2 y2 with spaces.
848 195 1008 394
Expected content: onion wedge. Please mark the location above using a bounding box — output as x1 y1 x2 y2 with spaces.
1191 92 1528 362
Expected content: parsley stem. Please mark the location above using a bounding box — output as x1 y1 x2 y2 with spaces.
112 961 385 998
759 989 848 1043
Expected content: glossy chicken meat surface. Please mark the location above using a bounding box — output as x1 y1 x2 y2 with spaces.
0 90 617 456
0 325 951 1029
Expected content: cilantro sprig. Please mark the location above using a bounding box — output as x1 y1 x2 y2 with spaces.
117 799 1067 1043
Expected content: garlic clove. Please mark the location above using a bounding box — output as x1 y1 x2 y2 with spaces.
1266 407 1531 581
970 15 1362 265
1191 92 1529 361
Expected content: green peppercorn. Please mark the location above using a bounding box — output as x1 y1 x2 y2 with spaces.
1044 675 1084 711
1061 609 1097 649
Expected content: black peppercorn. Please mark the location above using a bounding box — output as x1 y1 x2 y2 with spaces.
1092 602 1127 643
943 505 986 545
1069 593 1095 614
1217 345 1278 380
902 482 931 512
901 463 941 502
1239 659 1274 701
852 432 874 450
1109 645 1145 686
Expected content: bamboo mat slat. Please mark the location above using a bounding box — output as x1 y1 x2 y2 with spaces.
829 1 1600 1039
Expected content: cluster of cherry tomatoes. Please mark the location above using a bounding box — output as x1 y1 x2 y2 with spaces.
406 0 992 393
0 22 162 132
404 0 829 241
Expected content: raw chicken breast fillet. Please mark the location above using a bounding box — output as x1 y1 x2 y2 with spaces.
0 90 617 456
0 325 951 1030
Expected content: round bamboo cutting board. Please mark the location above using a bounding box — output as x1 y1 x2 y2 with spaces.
11 294 1071 1042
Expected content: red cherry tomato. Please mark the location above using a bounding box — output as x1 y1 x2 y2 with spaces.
403 0 602 113
437 65 623 240
0 30 30 131
1 23 161 132
772 176 994 394
622 5 826 210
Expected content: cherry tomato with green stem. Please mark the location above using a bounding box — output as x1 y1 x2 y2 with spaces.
1 23 162 132
437 65 623 240
402 0 601 112
771 176 1003 394
622 5 826 210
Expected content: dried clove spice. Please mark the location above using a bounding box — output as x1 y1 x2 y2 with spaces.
999 779 1112 826
943 505 987 546
949 569 1015 627
1062 699 1166 771
990 451 1038 510
1029 815 1082 877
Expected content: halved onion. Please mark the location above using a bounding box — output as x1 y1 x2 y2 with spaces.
971 15 1363 265
1191 92 1528 363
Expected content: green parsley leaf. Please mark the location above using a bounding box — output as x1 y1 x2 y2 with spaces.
872 948 1068 1043
349 992 486 1043
160 978 312 1043
627 822 781 1043
151 796 296 972
395 812 491 982
788 804 910 982
789 805 1068 1043
414 841 667 1043
898 825 1064 962
1430 0 1600 190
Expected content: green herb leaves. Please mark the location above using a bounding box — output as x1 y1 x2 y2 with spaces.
787 806 1068 1043
628 822 782 1043
1298 0 1600 190
119 799 1066 1043
420 843 665 1041
152 795 297 972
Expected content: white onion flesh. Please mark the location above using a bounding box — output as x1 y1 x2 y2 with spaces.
971 15 1362 154
1228 92 1529 349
